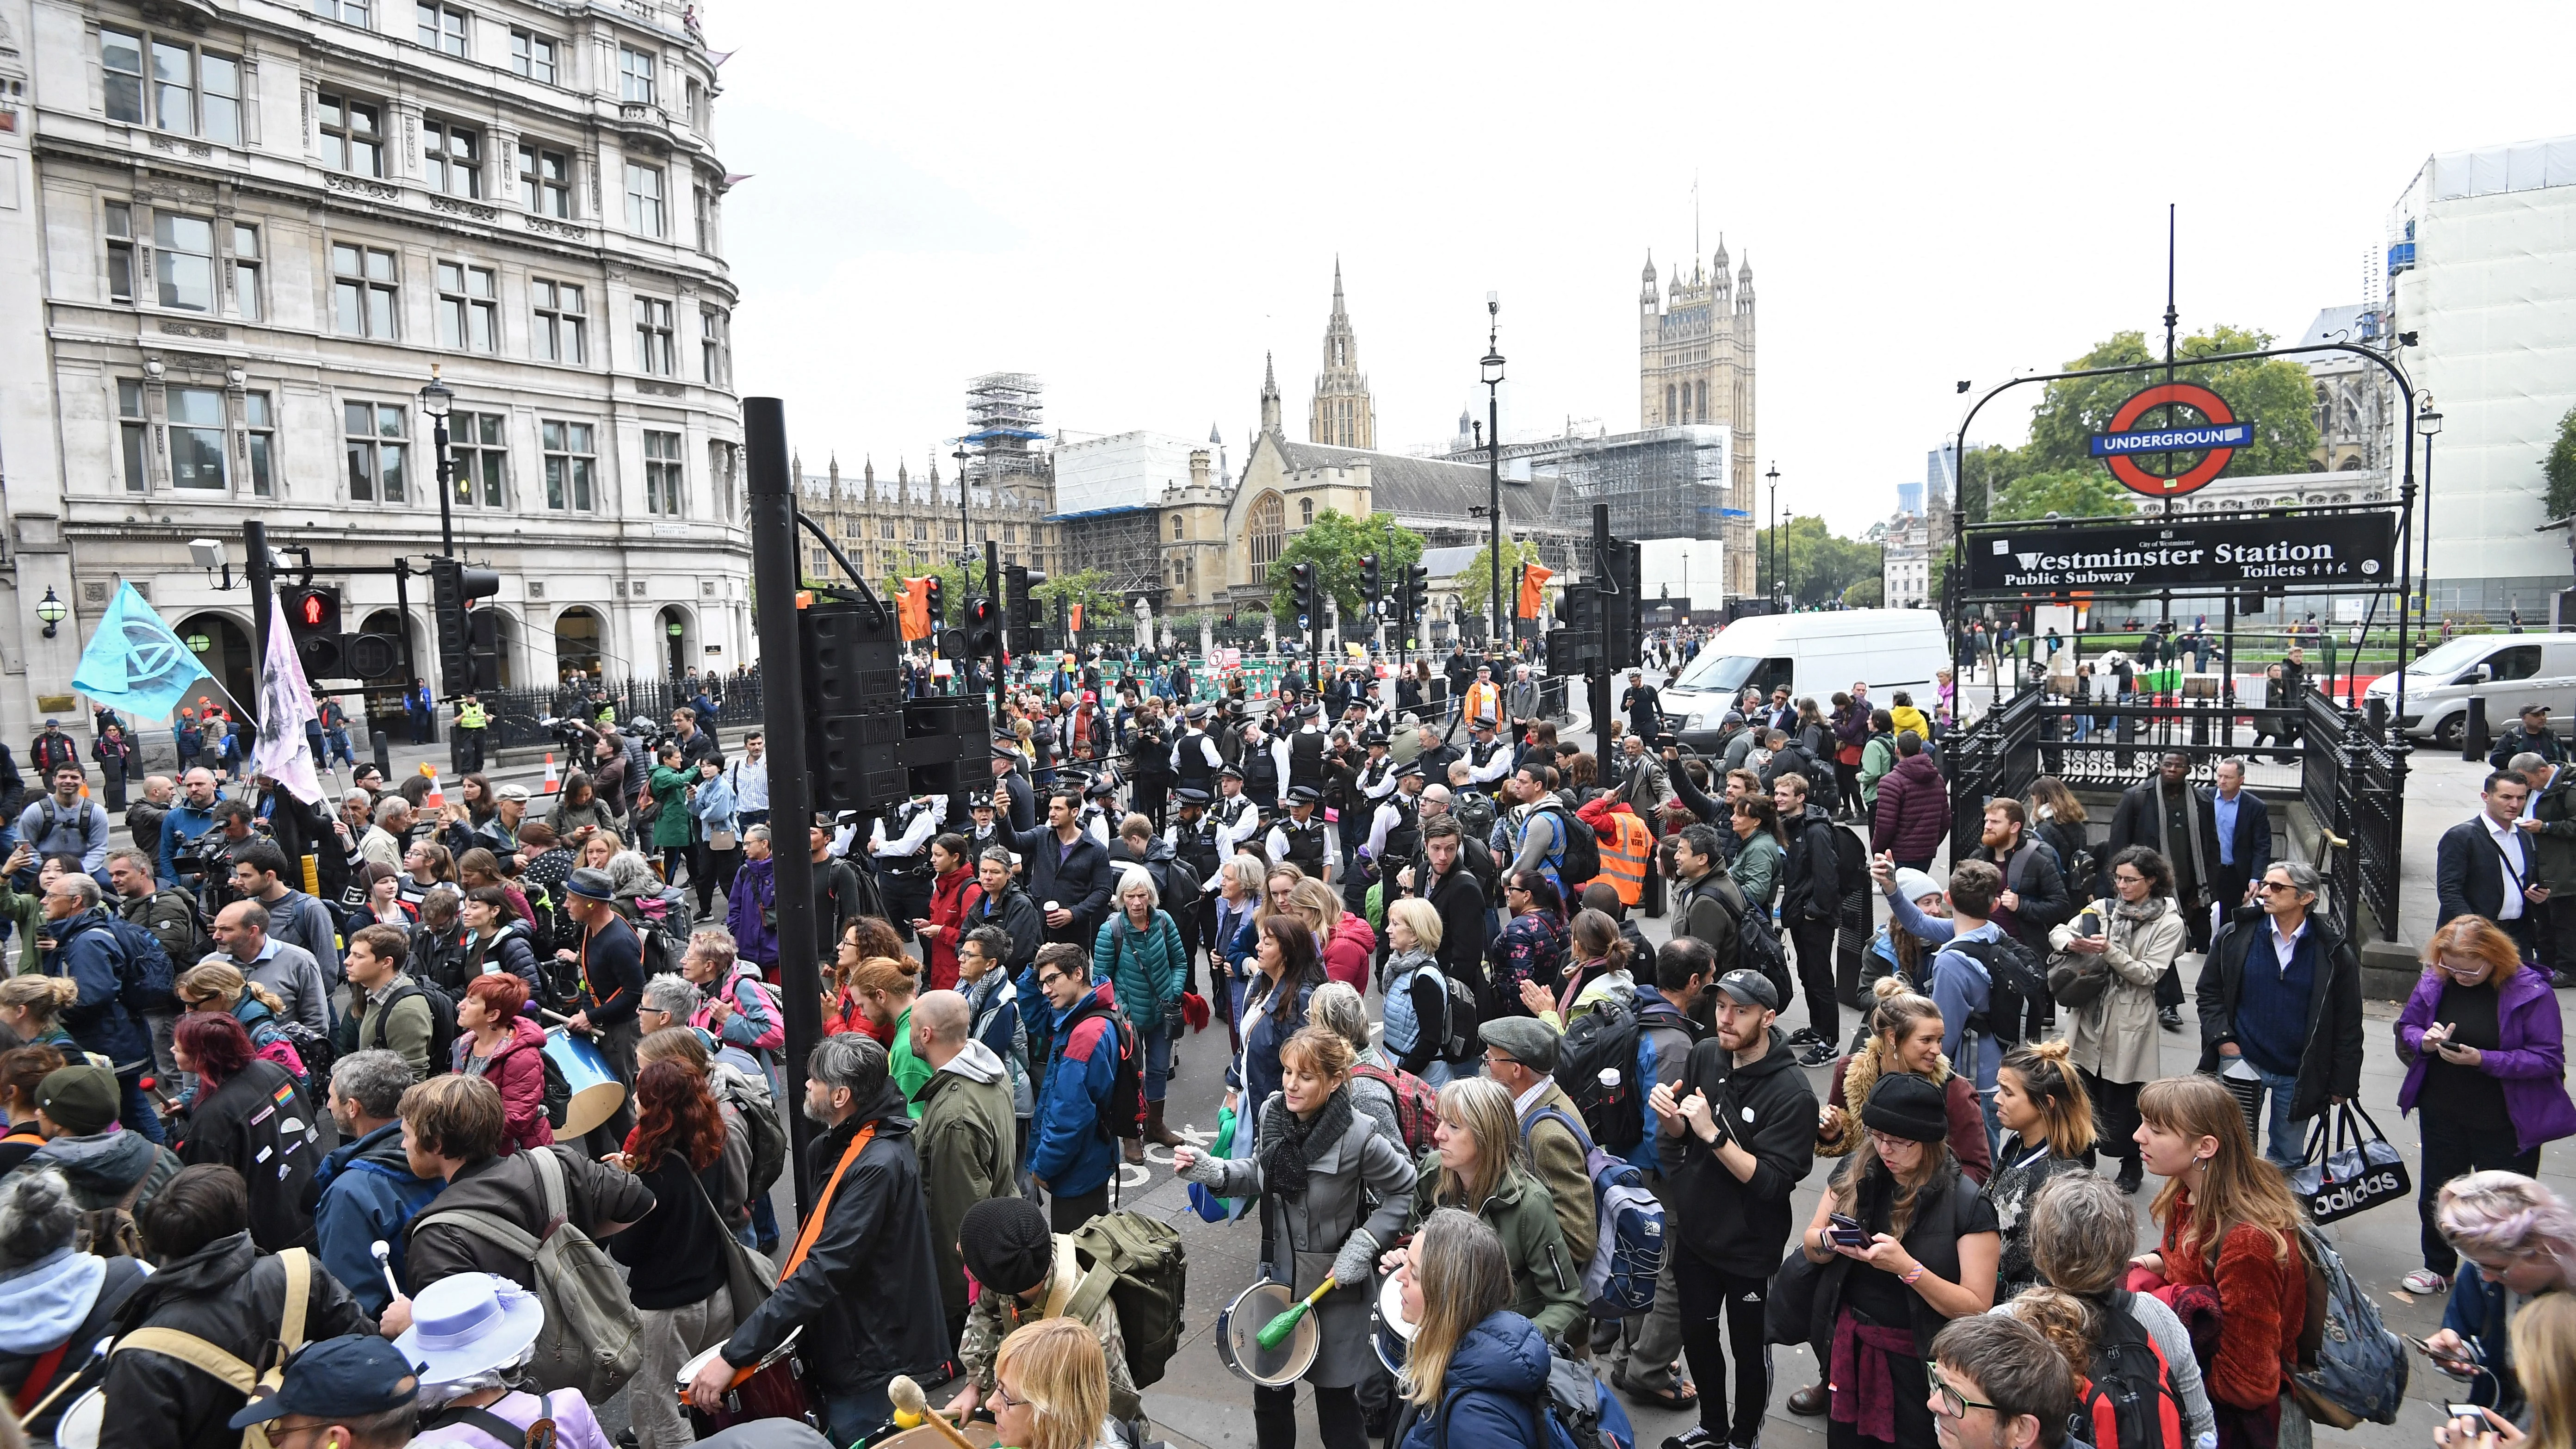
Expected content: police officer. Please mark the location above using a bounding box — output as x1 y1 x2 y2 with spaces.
867 793 946 942
1236 716 1287 816
1463 716 1515 800
1127 701 1173 832
453 693 489 773
1076 774 1119 847
963 792 1006 855
1166 785 1220 989
1285 703 1330 807
1208 765 1263 871
1170 704 1223 803
1266 784 1339 884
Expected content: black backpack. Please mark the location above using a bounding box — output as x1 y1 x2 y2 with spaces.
99 916 180 1018
1555 995 1647 1154
1539 805 1601 887
722 1075 788 1196
2074 1290 2187 1449
539 1048 573 1129
1949 935 2050 1025
1439 968 1480 1063
369 979 462 1075
1828 825 1869 907
1063 997 1145 1144
1706 878 1792 1010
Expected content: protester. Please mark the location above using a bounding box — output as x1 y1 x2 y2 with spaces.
401 1272 618 1449
173 1010 314 1251
451 884 543 997
343 923 438 1080
1312 981 1403 1150
1028 942 1123 1228
691 1034 945 1445
1726 793 1783 912
1487 870 1567 1023
2006 1171 2215 1446
222 1334 422 1449
608 1057 738 1449
2054 845 2185 1194
1476 1017 1598 1270
1230 917 1324 1146
1381 898 1456 1084
1652 968 1818 1449
0 1166 150 1438
913 989 1018 1346
310 1049 440 1318
916 833 984 993
1390 1209 1555 1449
8 1061 180 1214
683 924 784 1097
1816 978 1992 1186
1094 866 1188 1151
948 1196 1138 1423
1175 1026 1414 1449
1921 1315 2077 1449
2422 1171 2576 1425
452 972 554 1153
1523 907 1634 1027
0 1044 59 1174
37 874 162 1141
1982 1040 2096 1299
2193 858 2364 1170
1875 857 2008 1150
991 1316 1115 1449
0 976 78 1059
2396 915 2576 1296
556 865 647 1146
202 896 334 1038
2130 1073 2310 1449
1393 1076 1585 1344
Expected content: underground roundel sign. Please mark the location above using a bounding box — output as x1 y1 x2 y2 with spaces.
2087 382 2254 498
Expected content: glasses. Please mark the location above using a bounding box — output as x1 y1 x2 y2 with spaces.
1865 1131 1920 1154
2252 880 2296 895
992 1381 1027 1412
2113 873 2146 885
1925 1363 1999 1420
1483 1052 1519 1071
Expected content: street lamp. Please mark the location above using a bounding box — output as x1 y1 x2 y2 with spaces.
1481 291 1505 650
2416 399 2443 635
35 588 66 638
952 445 972 565
417 365 455 557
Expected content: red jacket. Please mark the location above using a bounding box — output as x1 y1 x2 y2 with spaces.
1870 751 1949 862
453 1014 556 1155
2157 1210 2304 1410
1323 911 1377 992
923 865 984 993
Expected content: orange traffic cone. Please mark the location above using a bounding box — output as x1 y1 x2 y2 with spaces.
421 764 445 811
542 753 560 795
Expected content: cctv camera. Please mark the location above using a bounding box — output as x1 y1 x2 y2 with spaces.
188 539 223 570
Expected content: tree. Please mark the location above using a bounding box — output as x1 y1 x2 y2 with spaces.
1754 516 1882 606
1841 576 1883 608
1986 467 2137 523
1447 535 1548 625
2546 402 2576 521
877 547 977 614
1032 568 1123 621
1268 509 1426 619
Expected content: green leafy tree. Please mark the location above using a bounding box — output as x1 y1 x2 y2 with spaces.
1754 516 1882 606
1447 535 1548 625
2546 402 2576 520
1268 510 1427 619
1841 576 1883 608
1987 467 2138 523
877 547 977 616
1033 568 1124 622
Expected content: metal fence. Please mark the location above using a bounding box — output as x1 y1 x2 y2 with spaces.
471 674 767 750
2300 691 2408 942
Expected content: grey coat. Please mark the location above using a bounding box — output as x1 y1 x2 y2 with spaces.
2051 896 2185 1085
1200 1090 1415 1387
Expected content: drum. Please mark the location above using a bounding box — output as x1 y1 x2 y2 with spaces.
545 1028 626 1139
1371 1271 1418 1378
679 1325 812 1437
1215 1279 1318 1388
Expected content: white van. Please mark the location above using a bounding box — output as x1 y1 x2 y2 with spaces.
1656 608 1951 749
2362 632 2576 747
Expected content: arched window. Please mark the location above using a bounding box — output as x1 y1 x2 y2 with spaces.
1172 514 1184 540
1248 491 1285 584
1665 384 1676 423
1696 379 1708 422
1300 498 1314 526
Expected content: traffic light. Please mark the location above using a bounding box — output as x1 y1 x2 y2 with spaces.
1359 555 1382 616
964 594 1001 661
1548 582 1603 675
1601 540 1644 670
922 576 944 632
428 557 501 695
1405 562 1429 622
344 632 402 682
281 585 342 680
1290 561 1319 632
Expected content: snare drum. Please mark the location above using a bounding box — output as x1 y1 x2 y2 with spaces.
1215 1279 1318 1388
679 1324 812 1436
545 1028 627 1139
1371 1271 1418 1378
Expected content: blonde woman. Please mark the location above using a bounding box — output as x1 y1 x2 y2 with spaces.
2441 1292 2576 1449
1387 1208 1553 1449
1381 897 1453 1084
175 961 307 1085
992 1316 1115 1449
1389 1077 1584 1344
1211 855 1267 1053
0 976 81 1056
1291 875 1375 997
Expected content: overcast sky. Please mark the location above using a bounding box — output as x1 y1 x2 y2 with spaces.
713 2 2576 538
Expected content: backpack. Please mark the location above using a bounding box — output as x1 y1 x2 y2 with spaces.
1949 935 2050 1023
1555 998 1649 1155
1349 1061 1440 1154
411 1147 644 1400
539 1047 573 1130
367 979 461 1078
1434 1347 1636 1449
274 1018 337 1090
1823 822 1869 920
75 1170 151 1260
99 915 180 1018
1063 998 1146 1144
1439 968 1481 1064
1065 1211 1188 1395
81 1248 317 1449
2288 1223 2408 1426
720 1074 788 1196
1454 791 1497 849
637 916 684 979
1538 805 1600 886
2074 1290 2187 1449
1713 881 1792 1010
1523 1107 1666 1317
153 887 217 969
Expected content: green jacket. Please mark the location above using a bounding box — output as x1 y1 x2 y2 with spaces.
647 765 697 849
2533 770 2576 893
353 973 436 1079
0 881 41 975
1516 1078 1599 1266
1730 830 1783 911
913 1040 1019 1325
1858 732 1898 806
890 1005 933 1119
1405 1158 1586 1342
1091 910 1186 1020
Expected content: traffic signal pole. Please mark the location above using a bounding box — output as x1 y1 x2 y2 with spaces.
1591 504 1615 751
242 520 271 727
744 396 826 1214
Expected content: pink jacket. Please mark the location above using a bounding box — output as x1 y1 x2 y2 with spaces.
1323 911 1378 992
452 1014 556 1154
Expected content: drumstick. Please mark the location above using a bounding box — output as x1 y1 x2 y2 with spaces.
370 1240 404 1308
889 1375 984 1449
1257 1276 1336 1350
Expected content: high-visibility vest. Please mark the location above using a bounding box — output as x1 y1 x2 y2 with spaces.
1596 809 1652 908
457 702 488 730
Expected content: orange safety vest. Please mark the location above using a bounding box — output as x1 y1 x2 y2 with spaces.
1596 810 1652 907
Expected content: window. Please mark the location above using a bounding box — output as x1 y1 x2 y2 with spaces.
624 162 664 237
945 521 960 542
1004 525 1016 545
517 143 569 216
153 213 215 311
105 202 135 304
415 3 467 56
541 419 594 510
879 520 894 540
230 223 261 319
168 387 227 490
632 296 674 375
344 402 407 502
510 29 557 82
644 430 684 515
101 31 239 144
435 261 496 352
1299 498 1314 526
424 120 480 198
450 410 507 508
244 391 275 496
331 242 398 339
319 93 382 176
693 182 712 252
311 0 371 26
619 45 656 104
117 380 148 492
102 30 142 121
699 305 729 385
1248 491 1284 583
912 520 927 541
685 77 706 130
532 279 586 364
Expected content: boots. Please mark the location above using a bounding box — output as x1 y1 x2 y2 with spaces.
1145 1099 1185 1148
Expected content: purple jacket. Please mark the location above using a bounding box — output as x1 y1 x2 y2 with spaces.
2396 963 2576 1153
724 854 779 966
1833 700 1871 750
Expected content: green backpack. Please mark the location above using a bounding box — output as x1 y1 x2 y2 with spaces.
1066 1211 1188 1406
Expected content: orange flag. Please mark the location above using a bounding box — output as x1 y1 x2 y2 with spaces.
1069 602 1085 633
897 578 932 641
1517 563 1555 619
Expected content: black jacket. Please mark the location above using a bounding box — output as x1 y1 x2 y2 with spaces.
1008 823 1114 942
2105 777 2217 896
2193 906 2365 1120
1672 867 1745 971
1420 856 1491 999
2436 816 2537 927
967 883 1046 971
404 1145 656 1293
722 1084 947 1393
99 1232 369 1449
1665 1027 1817 1276
2490 724 2567 770
2205 787 2276 885
1976 837 2071 952
180 1058 316 1252
1778 804 1842 924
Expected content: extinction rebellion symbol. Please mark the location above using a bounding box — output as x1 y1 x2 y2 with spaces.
2087 382 2254 498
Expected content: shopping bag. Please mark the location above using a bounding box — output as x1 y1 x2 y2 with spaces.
2287 1102 2411 1223
1188 1105 1240 1222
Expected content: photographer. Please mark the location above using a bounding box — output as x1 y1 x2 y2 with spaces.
180 800 272 924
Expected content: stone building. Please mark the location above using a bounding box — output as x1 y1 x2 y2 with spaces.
0 0 746 731
1636 241 1758 596
791 452 1058 589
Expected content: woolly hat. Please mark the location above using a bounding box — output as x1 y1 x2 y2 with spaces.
1892 868 1943 905
960 1196 1054 1297
1860 1071 1950 1145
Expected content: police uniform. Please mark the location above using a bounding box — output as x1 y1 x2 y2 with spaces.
964 794 1006 856
869 794 945 940
1208 769 1263 867
1464 725 1515 799
1265 786 1339 883
454 696 489 773
1170 710 1223 801
1238 729 1283 814
1166 786 1220 987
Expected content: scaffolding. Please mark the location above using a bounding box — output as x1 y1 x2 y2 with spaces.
964 372 1048 482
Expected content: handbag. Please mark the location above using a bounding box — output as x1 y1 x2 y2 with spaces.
711 828 739 852
2287 1102 2411 1223
2044 903 2112 1007
691 1170 778 1317
1764 1244 1823 1347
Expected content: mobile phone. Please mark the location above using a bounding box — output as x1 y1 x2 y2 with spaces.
1828 1213 1869 1247
2450 1406 2496 1427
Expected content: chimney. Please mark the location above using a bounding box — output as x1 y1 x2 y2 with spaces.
1189 449 1211 491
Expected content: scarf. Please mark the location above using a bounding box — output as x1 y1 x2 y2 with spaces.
2149 780 2209 902
1259 1085 1352 1200
2112 894 2168 923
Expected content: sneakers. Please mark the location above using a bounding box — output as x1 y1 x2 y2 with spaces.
1797 1042 1839 1068
2158 1006 2185 1032
1784 1026 1822 1047
1663 1430 1724 1449
2402 1269 2451 1295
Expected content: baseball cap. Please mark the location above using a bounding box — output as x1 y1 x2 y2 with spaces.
229 1336 422 1430
1713 969 1780 1012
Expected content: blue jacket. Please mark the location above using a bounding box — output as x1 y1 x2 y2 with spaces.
1399 1310 1553 1449
156 802 218 887
1028 982 1121 1198
41 910 149 1068
309 1121 442 1317
2440 1272 2547 1419
1228 974 1315 1118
